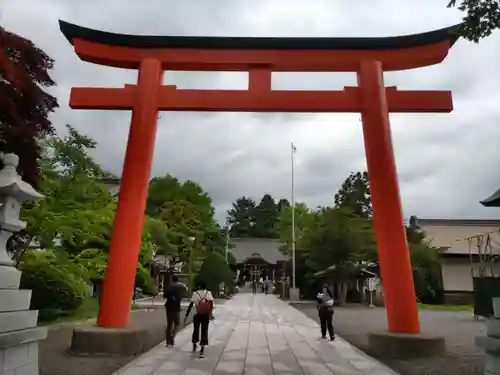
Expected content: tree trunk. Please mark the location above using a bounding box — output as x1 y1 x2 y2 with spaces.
336 280 348 305
341 280 348 303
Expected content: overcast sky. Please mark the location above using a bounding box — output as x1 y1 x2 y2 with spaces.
3 0 500 223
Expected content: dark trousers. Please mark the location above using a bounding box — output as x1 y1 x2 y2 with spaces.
192 313 210 346
319 308 334 339
252 284 257 294
165 310 180 345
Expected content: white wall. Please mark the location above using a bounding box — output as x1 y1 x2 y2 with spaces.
441 259 500 292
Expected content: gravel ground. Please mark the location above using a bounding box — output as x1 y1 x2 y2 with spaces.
293 303 488 375
40 306 191 375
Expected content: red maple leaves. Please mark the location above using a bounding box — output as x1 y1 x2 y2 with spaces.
0 27 59 187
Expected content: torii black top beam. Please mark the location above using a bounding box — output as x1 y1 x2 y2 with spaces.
59 20 461 51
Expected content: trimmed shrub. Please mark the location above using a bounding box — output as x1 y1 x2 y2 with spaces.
135 265 156 296
196 252 234 297
20 251 87 321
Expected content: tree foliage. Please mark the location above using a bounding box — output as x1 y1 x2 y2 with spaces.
0 27 58 187
254 194 279 238
448 0 500 42
227 195 288 238
302 208 377 274
276 203 317 255
10 124 227 319
407 219 446 303
275 170 446 303
146 174 221 279
17 125 116 258
227 197 257 237
334 171 372 218
196 252 234 297
147 175 214 224
276 198 290 213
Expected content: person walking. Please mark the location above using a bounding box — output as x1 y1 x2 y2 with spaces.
317 284 335 341
184 281 214 358
163 275 187 347
251 279 257 294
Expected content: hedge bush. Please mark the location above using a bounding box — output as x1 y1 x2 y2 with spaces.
196 252 234 297
135 265 156 296
20 251 87 321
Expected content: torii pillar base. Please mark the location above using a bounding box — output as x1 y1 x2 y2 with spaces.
368 331 445 359
69 324 149 356
289 288 300 301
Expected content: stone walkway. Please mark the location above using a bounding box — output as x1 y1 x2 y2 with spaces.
134 299 190 308
112 294 399 375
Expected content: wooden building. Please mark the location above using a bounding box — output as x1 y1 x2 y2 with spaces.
228 238 289 285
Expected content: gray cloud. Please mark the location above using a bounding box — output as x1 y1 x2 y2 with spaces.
3 0 500 222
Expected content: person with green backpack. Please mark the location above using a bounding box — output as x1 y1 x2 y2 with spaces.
184 281 214 358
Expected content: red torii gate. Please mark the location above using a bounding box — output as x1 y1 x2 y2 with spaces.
59 20 461 334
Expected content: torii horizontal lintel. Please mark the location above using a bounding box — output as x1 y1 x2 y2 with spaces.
59 20 462 72
69 85 453 113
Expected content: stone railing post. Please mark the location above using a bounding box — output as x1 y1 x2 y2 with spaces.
477 298 500 375
0 153 46 375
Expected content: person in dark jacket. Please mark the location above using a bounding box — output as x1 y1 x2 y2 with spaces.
316 284 335 341
163 275 187 347
184 281 214 358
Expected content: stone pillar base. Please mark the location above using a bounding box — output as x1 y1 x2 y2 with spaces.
289 288 300 301
0 327 47 375
368 331 445 359
69 325 150 356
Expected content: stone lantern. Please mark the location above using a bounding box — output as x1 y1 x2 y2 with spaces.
0 153 46 375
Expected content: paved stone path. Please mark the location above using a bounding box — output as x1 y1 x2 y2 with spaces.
134 299 190 308
112 294 398 375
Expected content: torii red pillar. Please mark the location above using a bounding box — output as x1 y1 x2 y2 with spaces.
96 58 163 327
358 61 419 332
59 20 461 332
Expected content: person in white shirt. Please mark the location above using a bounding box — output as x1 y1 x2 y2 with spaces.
184 281 214 358
316 284 335 341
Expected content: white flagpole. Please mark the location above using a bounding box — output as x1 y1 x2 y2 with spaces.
291 142 296 290
225 221 230 264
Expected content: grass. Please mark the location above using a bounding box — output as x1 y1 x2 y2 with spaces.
418 303 473 311
39 298 147 326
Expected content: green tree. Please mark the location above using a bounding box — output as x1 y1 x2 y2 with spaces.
275 203 320 296
334 171 372 218
12 127 116 262
301 207 377 303
276 198 290 213
146 174 220 264
254 194 279 238
227 197 256 237
47 125 111 178
196 252 233 297
144 217 180 257
448 0 500 42
406 217 446 303
276 203 317 255
146 175 214 225
158 199 204 266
